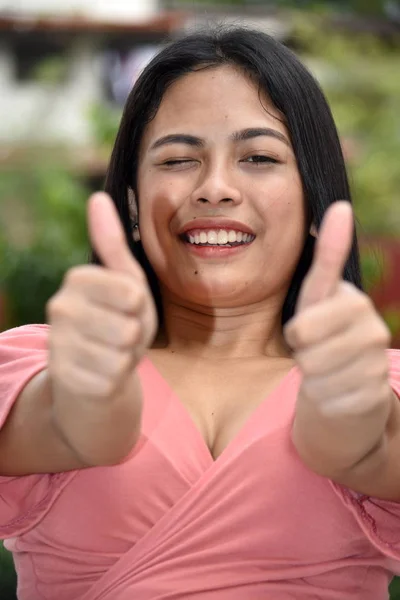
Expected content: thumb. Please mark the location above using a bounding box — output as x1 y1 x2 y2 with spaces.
88 192 142 277
296 201 354 313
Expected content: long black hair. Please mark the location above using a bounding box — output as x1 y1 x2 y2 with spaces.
91 25 363 329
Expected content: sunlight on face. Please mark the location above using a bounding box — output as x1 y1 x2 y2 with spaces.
137 65 306 310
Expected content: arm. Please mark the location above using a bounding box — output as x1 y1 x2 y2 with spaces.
285 203 399 500
330 391 400 501
0 367 142 476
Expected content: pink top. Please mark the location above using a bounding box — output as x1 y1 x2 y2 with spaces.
1 324 400 600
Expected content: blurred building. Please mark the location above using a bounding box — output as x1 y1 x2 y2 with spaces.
0 0 159 22
0 0 185 170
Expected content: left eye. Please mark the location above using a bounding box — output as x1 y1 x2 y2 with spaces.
244 155 279 164
163 159 195 166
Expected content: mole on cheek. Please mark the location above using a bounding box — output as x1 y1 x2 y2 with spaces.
194 270 198 275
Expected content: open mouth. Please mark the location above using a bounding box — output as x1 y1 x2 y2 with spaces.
180 228 255 247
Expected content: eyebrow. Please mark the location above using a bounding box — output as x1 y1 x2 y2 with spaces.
149 127 290 151
232 127 290 146
150 134 204 151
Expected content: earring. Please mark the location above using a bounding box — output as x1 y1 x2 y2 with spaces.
133 223 141 242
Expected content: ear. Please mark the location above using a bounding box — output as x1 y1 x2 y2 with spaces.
127 187 138 223
128 188 141 242
133 224 141 242
310 223 318 238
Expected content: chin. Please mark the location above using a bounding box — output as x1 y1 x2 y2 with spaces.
178 277 259 307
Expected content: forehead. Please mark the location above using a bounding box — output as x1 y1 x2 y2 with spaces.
141 65 287 148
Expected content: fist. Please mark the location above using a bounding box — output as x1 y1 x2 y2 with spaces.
47 192 157 400
284 202 393 476
46 193 157 465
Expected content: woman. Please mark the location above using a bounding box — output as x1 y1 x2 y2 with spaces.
0 26 399 600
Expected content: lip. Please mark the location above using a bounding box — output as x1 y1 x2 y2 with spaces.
178 218 255 236
183 243 252 258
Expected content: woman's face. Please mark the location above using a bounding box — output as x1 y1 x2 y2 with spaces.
137 65 306 309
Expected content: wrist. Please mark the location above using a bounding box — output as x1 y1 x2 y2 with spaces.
291 391 393 478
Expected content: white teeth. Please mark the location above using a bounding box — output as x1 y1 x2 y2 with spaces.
200 231 208 244
186 229 254 246
207 230 218 245
217 230 228 245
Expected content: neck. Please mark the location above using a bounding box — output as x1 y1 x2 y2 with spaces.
157 295 292 361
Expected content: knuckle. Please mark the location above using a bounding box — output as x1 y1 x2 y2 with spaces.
366 320 391 347
286 320 308 348
354 293 373 313
64 266 84 286
119 320 141 348
46 294 60 316
293 324 308 348
100 358 131 396
47 293 70 320
106 348 131 378
124 285 146 312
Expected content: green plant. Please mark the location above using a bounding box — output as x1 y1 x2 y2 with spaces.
0 542 17 600
87 103 123 153
291 13 400 237
360 244 387 293
0 164 89 329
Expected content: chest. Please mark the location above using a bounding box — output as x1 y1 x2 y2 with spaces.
148 352 295 460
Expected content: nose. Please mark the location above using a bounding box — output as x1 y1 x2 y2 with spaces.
191 163 242 206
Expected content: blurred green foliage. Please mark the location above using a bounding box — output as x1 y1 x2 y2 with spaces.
171 0 394 16
0 543 17 600
291 12 400 237
87 103 123 151
0 164 89 328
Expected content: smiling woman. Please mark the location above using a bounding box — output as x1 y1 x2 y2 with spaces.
103 27 363 329
0 25 400 600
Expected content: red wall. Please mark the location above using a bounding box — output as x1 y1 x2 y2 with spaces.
364 237 400 348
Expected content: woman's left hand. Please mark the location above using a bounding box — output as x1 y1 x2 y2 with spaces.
284 202 394 477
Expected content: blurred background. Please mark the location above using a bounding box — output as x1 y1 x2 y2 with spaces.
0 0 399 598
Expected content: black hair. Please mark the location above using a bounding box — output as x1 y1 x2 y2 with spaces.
91 25 363 329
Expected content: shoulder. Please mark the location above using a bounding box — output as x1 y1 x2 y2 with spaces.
0 324 50 349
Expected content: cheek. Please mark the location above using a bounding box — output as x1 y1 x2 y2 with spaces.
256 170 305 230
138 176 182 270
256 174 306 266
139 168 186 221
139 176 172 233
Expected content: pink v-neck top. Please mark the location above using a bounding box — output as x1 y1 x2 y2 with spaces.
1 325 400 600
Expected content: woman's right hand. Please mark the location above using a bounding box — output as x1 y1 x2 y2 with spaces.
46 192 157 466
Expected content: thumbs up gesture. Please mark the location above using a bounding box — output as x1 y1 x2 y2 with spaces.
47 193 157 467
284 202 394 479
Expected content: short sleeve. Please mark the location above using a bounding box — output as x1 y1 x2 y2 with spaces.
0 325 75 539
330 349 400 571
